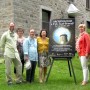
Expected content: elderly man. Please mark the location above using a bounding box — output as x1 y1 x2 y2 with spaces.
23 29 38 83
0 22 22 85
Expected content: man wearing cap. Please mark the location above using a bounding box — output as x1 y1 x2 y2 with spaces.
0 22 22 85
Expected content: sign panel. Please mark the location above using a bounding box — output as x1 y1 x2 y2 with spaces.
49 19 75 58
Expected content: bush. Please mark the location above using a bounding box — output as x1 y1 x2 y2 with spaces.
87 28 90 34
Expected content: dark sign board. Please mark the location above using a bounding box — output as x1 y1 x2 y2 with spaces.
49 19 75 58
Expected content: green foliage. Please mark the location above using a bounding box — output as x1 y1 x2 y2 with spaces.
0 54 90 90
87 28 90 34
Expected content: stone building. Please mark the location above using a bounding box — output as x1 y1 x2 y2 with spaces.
0 0 90 36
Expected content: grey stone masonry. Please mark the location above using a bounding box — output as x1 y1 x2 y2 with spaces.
0 0 90 36
0 0 14 37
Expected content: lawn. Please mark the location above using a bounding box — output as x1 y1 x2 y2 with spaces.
0 54 90 90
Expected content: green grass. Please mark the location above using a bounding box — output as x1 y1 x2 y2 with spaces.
0 54 90 90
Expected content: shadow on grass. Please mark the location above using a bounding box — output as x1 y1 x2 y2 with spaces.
46 78 76 85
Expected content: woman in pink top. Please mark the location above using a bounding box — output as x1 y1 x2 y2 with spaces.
76 24 90 85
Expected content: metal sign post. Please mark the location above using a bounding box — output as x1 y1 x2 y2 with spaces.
46 57 77 84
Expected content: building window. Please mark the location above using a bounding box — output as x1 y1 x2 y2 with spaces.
86 0 90 10
69 0 74 2
42 9 51 36
68 15 75 18
70 0 74 2
68 0 74 4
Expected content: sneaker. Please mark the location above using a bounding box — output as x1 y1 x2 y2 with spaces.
7 81 13 85
16 80 22 84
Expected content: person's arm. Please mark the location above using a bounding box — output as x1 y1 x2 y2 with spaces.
84 33 90 57
23 38 29 61
0 33 6 52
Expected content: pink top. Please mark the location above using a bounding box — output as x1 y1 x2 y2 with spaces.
76 31 90 56
17 36 25 43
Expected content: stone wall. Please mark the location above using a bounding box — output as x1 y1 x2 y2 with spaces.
13 0 64 36
0 0 14 36
0 0 90 36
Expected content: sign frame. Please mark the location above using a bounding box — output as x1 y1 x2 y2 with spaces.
49 19 75 58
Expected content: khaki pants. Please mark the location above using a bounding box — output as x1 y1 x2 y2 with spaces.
4 56 22 82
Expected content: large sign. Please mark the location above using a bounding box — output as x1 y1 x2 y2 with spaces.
49 19 75 58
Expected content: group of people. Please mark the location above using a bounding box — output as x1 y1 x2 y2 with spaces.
0 22 49 85
0 22 90 86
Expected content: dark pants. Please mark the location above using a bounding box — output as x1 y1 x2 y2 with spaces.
14 59 24 74
26 61 37 83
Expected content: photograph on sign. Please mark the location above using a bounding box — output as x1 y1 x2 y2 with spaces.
53 27 71 45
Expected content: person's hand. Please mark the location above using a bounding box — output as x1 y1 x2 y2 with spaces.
24 55 29 62
86 53 89 59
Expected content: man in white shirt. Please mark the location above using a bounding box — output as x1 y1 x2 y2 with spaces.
0 22 22 85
